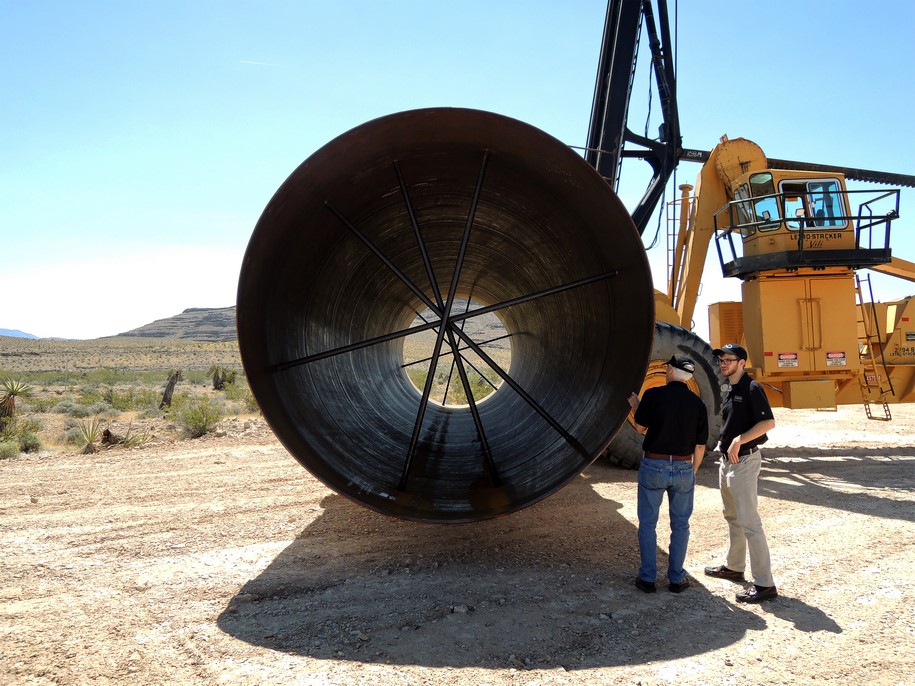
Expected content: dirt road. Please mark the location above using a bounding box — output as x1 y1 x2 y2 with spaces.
2 407 913 685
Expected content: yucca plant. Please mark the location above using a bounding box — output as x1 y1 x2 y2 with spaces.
76 417 103 455
0 379 32 422
100 422 150 449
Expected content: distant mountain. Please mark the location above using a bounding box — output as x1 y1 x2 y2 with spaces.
0 328 38 339
117 307 237 342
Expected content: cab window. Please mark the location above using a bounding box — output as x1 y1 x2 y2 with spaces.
732 184 756 236
781 178 846 230
748 173 780 231
809 180 844 227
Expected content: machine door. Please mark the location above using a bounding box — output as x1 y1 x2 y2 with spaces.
745 274 858 374
808 276 859 372
758 278 814 373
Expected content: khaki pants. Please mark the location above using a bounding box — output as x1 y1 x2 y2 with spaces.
719 450 775 587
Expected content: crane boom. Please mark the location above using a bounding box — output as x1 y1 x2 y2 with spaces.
679 148 915 188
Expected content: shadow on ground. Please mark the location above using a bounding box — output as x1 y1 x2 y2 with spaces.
217 461 839 670
695 449 915 524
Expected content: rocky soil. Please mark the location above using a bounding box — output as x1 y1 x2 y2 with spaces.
1 406 913 685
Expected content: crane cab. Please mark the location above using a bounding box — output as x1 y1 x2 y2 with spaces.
707 165 902 407
713 169 895 279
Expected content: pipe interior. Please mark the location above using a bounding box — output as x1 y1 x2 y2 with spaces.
237 108 654 522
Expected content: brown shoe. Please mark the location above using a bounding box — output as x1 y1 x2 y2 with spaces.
703 565 745 581
736 585 778 603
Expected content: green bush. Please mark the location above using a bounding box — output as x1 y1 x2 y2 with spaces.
14 416 42 435
223 379 259 413
0 416 43 454
53 400 116 418
62 426 84 445
19 431 41 453
0 440 18 459
25 397 56 413
110 387 159 412
173 396 223 438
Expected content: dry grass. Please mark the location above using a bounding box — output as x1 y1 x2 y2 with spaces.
0 335 240 376
0 314 513 452
0 335 250 455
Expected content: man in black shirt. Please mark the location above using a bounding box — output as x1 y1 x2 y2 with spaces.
628 354 708 593
704 343 778 603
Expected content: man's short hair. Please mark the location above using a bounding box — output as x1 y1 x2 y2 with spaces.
668 366 693 382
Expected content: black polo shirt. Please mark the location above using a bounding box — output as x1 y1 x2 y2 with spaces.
633 381 708 456
719 372 774 453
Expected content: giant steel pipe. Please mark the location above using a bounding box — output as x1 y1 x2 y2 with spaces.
237 108 654 522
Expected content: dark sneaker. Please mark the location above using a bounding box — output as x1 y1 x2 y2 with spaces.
736 585 778 603
634 577 657 593
669 579 690 593
667 579 689 593
704 565 745 581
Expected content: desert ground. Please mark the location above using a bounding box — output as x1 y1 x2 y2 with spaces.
1 397 913 686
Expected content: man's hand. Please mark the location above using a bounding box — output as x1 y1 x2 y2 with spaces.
627 392 640 411
727 436 742 464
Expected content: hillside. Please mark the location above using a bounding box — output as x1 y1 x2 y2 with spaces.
0 328 38 339
118 306 237 342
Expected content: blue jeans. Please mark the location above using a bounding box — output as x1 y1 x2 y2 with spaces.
637 457 695 584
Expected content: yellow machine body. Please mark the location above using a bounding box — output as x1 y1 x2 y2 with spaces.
666 136 915 415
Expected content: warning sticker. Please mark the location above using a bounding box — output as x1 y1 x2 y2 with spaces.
906 331 915 341
826 351 847 366
778 352 798 368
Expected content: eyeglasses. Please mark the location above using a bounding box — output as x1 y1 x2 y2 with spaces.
717 357 740 365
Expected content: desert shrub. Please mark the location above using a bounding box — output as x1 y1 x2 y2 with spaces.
172 396 223 438
53 400 85 416
53 400 116 418
0 415 42 454
77 387 107 406
15 416 43 435
0 440 19 459
244 392 259 413
62 426 84 445
223 378 259 413
107 386 160 412
208 365 238 390
139 406 163 419
18 431 41 453
26 397 56 413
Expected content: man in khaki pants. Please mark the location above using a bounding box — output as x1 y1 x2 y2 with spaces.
704 343 778 603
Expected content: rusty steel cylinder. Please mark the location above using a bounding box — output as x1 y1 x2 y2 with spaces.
237 108 653 522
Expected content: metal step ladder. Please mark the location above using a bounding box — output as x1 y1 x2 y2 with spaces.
855 274 893 420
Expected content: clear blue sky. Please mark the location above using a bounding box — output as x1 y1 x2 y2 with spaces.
2 0 913 339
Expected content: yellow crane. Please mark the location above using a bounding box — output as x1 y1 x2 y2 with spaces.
605 134 915 467
585 3 915 467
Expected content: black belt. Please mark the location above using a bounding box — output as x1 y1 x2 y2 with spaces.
645 452 693 461
723 447 762 458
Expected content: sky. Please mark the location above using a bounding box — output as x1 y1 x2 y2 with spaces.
2 0 914 340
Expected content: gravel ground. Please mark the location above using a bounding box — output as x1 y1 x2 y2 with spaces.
1 406 913 685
